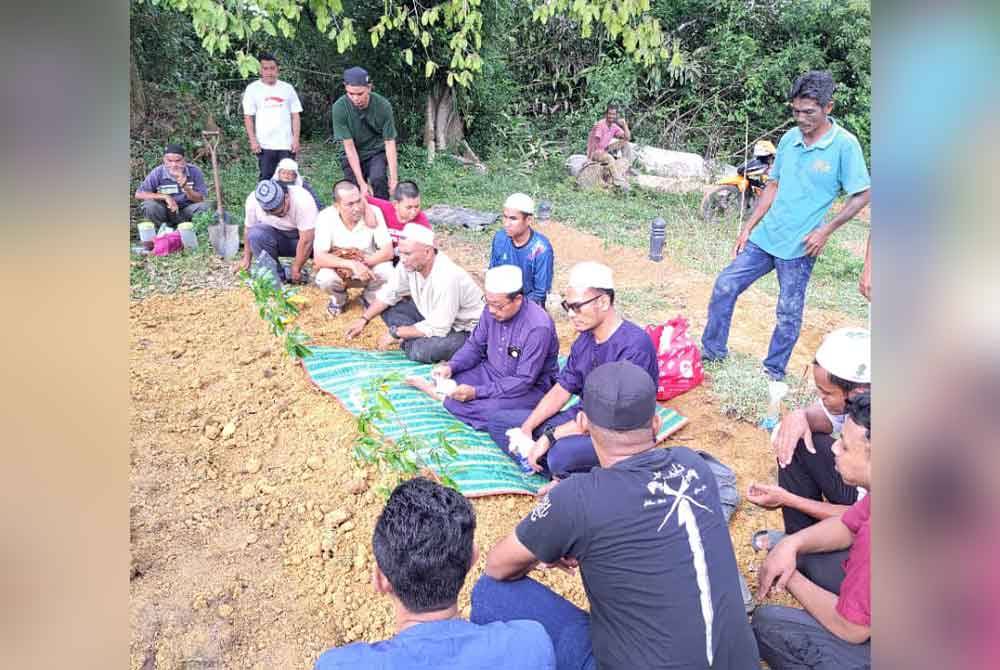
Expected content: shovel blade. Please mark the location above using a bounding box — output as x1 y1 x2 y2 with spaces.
221 224 240 259
207 224 227 256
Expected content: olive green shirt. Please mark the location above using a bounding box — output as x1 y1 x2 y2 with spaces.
331 91 397 161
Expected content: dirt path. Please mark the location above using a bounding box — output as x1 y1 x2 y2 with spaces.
130 222 861 668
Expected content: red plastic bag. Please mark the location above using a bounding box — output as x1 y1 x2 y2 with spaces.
645 316 704 401
153 231 184 256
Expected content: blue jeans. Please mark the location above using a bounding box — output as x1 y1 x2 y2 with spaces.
701 241 816 379
471 575 597 670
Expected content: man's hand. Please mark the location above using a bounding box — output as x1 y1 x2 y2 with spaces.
388 177 398 198
233 254 251 273
249 140 261 155
163 195 179 213
431 364 452 380
352 261 375 282
803 227 831 257
345 318 367 339
746 482 788 509
358 181 373 198
535 478 560 498
291 138 300 154
859 262 871 301
772 409 815 468
527 435 552 473
733 227 751 259
757 537 799 601
539 556 579 576
377 331 400 350
450 384 476 402
289 265 303 284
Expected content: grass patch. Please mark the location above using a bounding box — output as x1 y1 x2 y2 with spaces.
703 353 816 425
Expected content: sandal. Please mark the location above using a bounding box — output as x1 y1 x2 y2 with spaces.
751 529 786 552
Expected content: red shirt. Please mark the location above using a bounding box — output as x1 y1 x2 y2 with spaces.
836 495 871 627
366 196 431 246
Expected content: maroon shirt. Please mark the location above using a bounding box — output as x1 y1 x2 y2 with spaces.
366 195 431 246
836 495 871 627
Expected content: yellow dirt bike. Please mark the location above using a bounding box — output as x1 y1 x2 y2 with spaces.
701 140 776 223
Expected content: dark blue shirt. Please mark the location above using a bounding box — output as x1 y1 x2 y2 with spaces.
314 618 555 670
557 319 658 399
489 229 555 306
136 163 209 209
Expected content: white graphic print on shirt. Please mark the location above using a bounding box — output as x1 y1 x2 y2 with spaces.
645 464 715 666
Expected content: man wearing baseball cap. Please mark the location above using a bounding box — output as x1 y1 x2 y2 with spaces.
488 193 555 307
747 327 871 548
408 265 560 430
234 178 318 285
473 361 760 670
487 261 658 478
345 223 483 363
331 66 398 200
134 143 211 226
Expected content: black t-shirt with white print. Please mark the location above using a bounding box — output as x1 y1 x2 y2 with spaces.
516 446 759 670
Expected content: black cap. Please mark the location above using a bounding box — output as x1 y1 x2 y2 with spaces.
343 66 370 86
581 361 657 431
164 143 185 156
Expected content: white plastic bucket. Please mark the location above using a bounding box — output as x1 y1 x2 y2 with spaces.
177 222 198 250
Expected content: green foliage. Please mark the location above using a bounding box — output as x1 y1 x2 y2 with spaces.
703 353 815 425
239 267 313 358
353 373 461 495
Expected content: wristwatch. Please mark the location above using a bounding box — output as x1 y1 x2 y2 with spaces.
388 325 400 339
543 425 558 445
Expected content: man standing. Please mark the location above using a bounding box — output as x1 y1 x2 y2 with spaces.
366 180 432 251
314 477 555 669
486 262 658 479
753 392 872 669
585 103 634 190
134 144 211 226
242 53 302 182
331 66 398 200
473 361 760 670
235 179 317 286
409 265 560 431
489 193 555 308
747 327 871 547
345 224 483 363
701 70 871 380
313 181 395 317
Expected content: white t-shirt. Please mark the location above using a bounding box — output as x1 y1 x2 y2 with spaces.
242 80 303 150
244 185 317 233
314 206 391 255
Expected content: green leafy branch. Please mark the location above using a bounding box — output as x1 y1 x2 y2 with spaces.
238 266 313 359
353 373 462 496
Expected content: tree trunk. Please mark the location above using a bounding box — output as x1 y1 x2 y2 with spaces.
424 94 436 164
130 55 146 125
424 82 465 163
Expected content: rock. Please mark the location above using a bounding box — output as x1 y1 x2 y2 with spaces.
339 521 356 533
204 424 221 440
262 367 275 379
565 153 589 176
221 422 236 439
346 479 368 495
633 174 706 195
217 603 234 619
312 509 324 522
245 534 258 546
634 145 711 181
243 457 262 474
239 483 256 500
353 553 366 570
326 509 352 527
308 541 322 557
316 582 327 596
306 456 323 470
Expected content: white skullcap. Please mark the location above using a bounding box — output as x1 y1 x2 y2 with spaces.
503 192 535 215
276 158 299 173
401 222 435 247
568 261 614 290
815 327 871 383
484 265 523 294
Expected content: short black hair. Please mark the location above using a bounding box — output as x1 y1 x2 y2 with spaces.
393 180 421 201
789 70 835 106
372 477 476 614
814 358 869 394
332 179 358 202
258 52 278 65
845 391 871 441
596 287 615 306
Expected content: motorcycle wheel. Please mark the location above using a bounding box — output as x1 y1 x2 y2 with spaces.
701 185 747 223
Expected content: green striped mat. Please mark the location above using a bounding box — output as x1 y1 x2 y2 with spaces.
301 347 687 497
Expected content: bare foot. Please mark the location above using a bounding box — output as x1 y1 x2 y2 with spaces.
405 375 444 401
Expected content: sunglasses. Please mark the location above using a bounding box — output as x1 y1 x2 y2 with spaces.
561 294 602 314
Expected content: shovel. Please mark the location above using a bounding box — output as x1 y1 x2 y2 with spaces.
202 128 240 258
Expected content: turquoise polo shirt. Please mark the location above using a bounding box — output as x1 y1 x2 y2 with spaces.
749 119 870 259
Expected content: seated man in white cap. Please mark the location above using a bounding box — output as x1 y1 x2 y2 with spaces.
313 181 395 317
407 265 560 431
234 179 317 286
747 327 871 550
345 223 483 363
486 262 659 478
489 194 554 308
273 157 324 210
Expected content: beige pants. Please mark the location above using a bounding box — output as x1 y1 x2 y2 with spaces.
315 262 393 307
591 143 633 190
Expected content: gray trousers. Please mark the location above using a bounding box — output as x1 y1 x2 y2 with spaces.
380 298 470 363
140 199 211 226
752 550 870 669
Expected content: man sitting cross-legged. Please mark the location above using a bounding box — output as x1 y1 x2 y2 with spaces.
472 361 760 670
752 392 872 669
345 224 483 363
313 180 395 317
407 265 560 431
486 262 658 479
314 477 556 669
747 327 871 549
